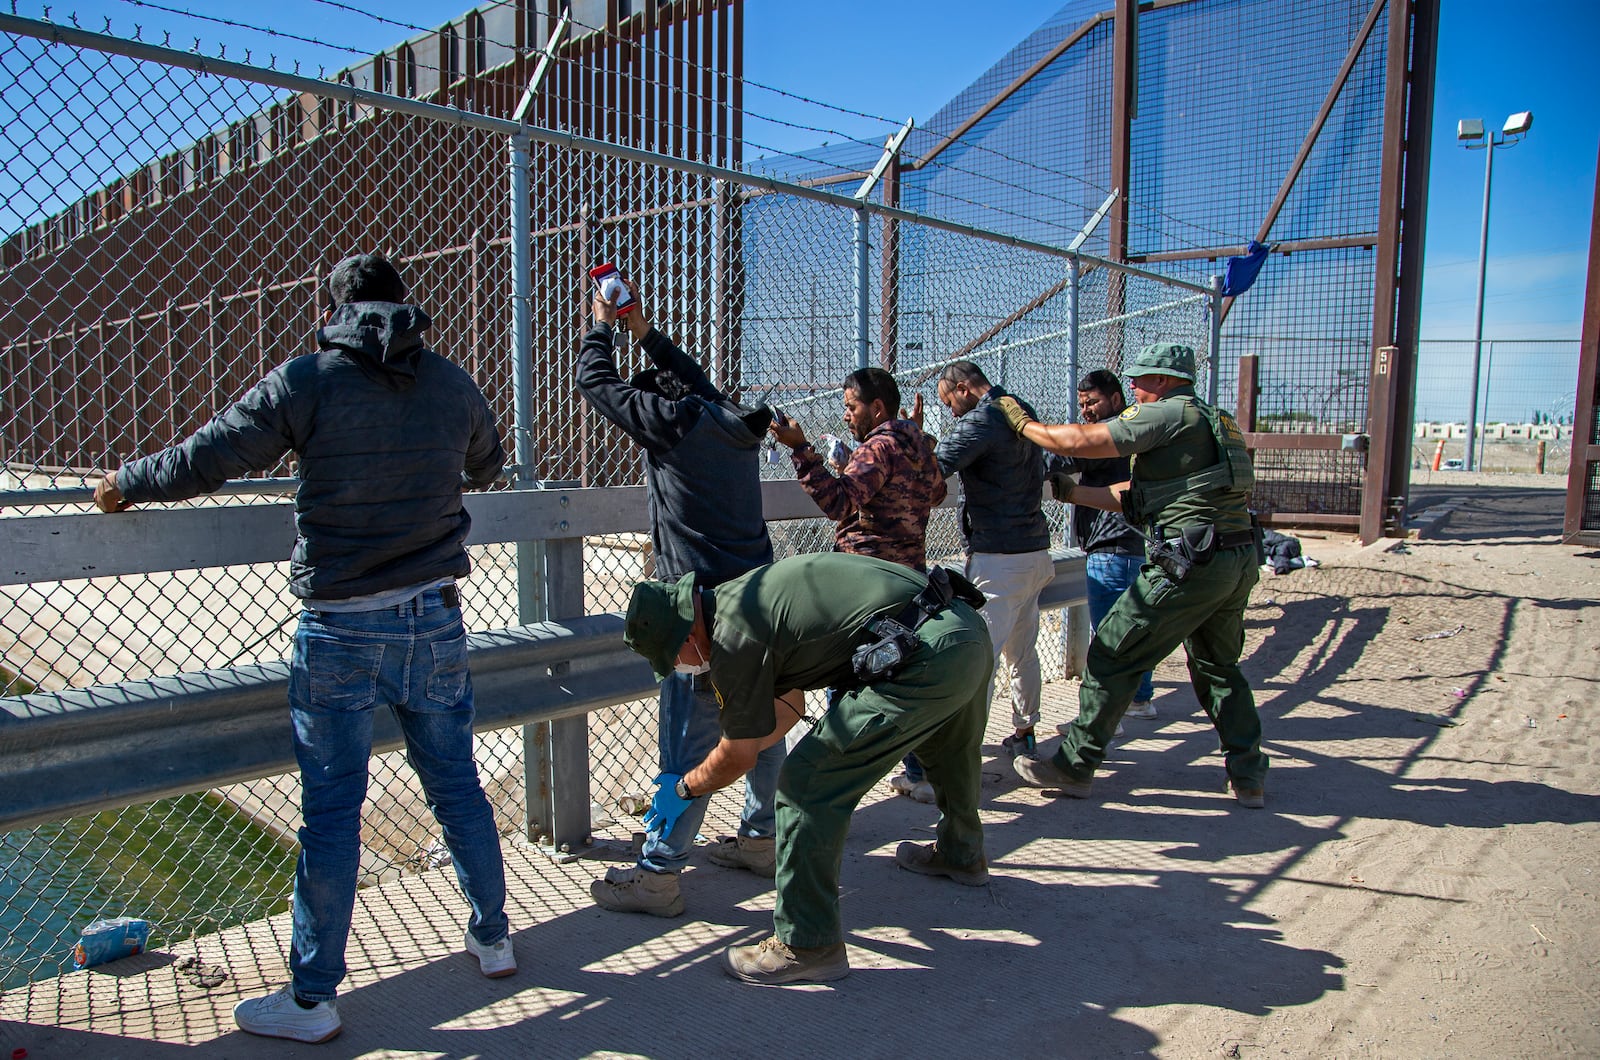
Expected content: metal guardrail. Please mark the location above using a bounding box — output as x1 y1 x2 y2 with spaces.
0 556 1087 835
0 481 1087 840
0 615 650 835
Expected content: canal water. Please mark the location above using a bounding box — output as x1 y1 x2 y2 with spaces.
0 791 297 990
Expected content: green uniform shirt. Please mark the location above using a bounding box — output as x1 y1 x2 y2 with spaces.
1106 385 1251 532
704 552 928 739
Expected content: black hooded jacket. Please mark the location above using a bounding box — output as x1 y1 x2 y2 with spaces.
576 322 773 587
117 302 506 600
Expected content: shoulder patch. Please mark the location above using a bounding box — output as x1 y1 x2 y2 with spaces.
1118 405 1141 421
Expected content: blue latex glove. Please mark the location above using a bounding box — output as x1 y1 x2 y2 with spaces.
642 773 694 836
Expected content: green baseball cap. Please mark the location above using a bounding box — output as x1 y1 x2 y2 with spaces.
1125 342 1196 383
624 572 699 681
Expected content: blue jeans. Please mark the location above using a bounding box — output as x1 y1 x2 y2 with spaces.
639 671 785 873
1086 551 1155 703
286 589 508 1001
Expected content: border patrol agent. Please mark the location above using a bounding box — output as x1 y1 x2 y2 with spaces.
995 342 1269 808
622 552 994 985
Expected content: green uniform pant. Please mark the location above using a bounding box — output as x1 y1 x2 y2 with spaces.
773 602 993 949
1057 544 1269 787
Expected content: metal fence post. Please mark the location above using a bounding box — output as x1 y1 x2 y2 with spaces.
509 131 541 625
1067 258 1082 421
1208 274 1224 406
854 207 871 370
1363 346 1401 542
850 121 912 373
507 131 591 854
1064 256 1089 679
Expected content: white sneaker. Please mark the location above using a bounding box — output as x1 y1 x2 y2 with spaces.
1126 699 1157 720
233 985 341 1043
888 772 936 804
464 929 517 978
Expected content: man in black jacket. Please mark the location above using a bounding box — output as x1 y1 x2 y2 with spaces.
1049 370 1157 719
932 361 1055 758
576 279 788 917
93 253 514 1044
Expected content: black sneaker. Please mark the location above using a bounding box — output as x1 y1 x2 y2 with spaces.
1001 729 1037 758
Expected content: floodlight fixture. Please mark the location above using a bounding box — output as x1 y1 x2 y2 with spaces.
1502 111 1533 136
1457 118 1484 142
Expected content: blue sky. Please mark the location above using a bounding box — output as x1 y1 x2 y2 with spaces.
750 0 1600 344
7 0 1596 345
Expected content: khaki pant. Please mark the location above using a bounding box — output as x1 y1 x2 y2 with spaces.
966 549 1056 731
772 602 993 948
1056 545 1269 787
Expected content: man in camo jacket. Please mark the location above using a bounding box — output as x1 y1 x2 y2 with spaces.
769 366 946 573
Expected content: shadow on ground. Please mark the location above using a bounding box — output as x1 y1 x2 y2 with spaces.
1409 479 1567 543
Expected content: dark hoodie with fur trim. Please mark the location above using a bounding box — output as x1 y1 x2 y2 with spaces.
117 302 506 600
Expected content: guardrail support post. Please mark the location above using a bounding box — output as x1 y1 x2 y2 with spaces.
525 525 591 856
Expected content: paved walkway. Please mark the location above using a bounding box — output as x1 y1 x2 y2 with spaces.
2 678 1214 1059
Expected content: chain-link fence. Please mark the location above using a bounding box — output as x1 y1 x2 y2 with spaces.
1411 339 1580 473
0 11 1214 992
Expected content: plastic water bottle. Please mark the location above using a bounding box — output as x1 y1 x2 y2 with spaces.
818 434 853 468
72 917 150 969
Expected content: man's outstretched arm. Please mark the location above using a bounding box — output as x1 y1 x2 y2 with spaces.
995 395 1122 459
97 370 298 512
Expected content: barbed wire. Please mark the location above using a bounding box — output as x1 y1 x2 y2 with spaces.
114 0 372 60
745 116 1222 252
517 2 1241 248
739 134 1094 242
19 0 1244 253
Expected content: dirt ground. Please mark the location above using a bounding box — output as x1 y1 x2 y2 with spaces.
3 474 1596 1059
1095 472 1598 1056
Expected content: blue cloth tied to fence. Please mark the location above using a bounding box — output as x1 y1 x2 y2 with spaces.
1222 240 1271 297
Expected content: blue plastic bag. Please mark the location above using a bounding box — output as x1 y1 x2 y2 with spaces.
73 916 150 969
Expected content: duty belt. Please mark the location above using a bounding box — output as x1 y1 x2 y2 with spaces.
1214 529 1256 551
1159 527 1255 551
1141 521 1263 584
850 566 986 683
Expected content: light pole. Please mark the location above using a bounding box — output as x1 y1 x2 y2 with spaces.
1457 111 1532 471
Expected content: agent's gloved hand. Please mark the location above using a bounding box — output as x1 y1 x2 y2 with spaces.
642 773 694 836
995 395 1035 435
1046 468 1082 502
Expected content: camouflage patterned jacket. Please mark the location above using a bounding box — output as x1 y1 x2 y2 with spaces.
792 418 946 571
